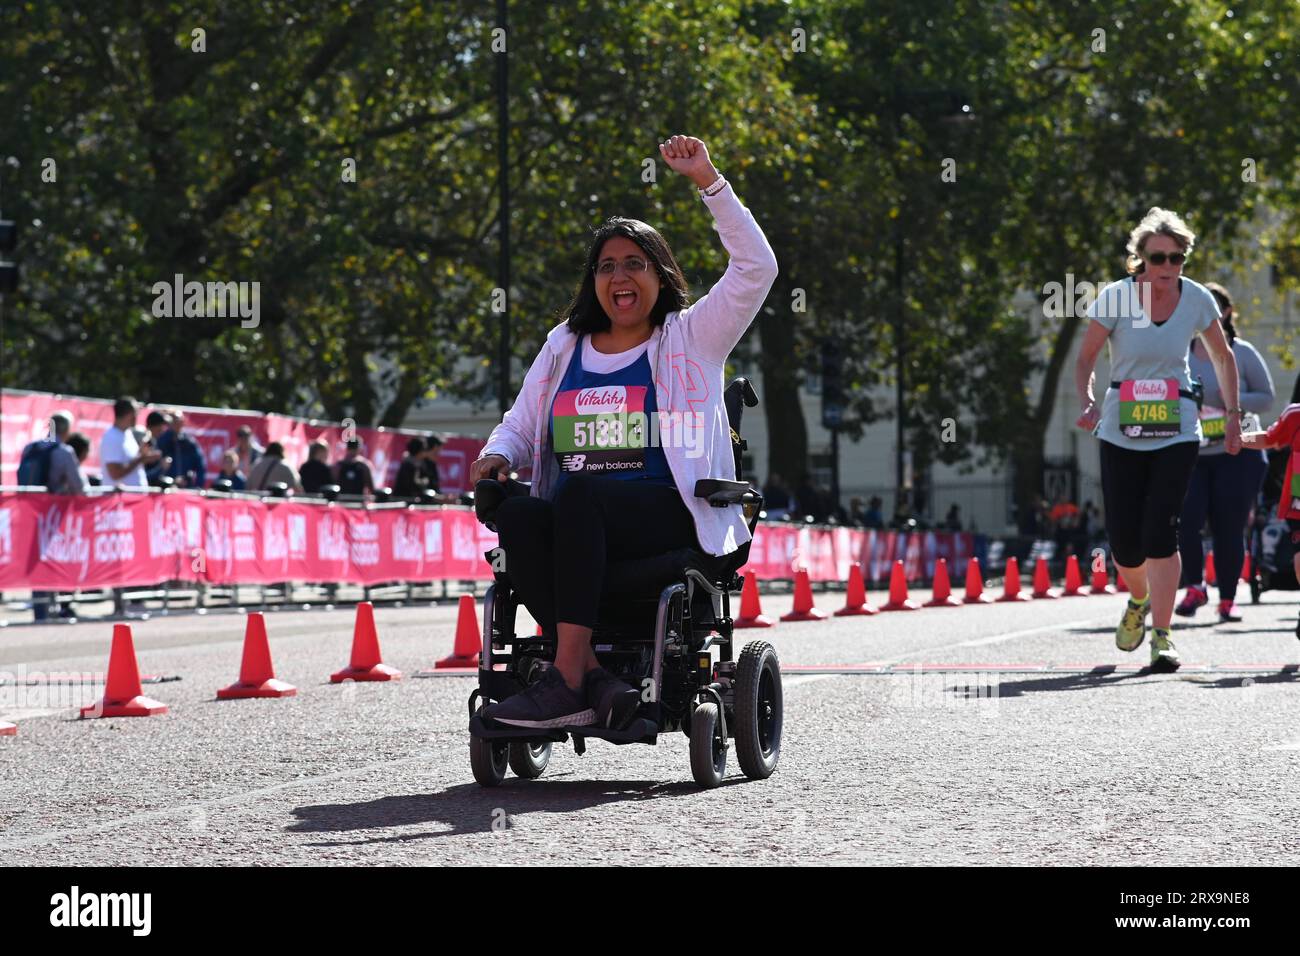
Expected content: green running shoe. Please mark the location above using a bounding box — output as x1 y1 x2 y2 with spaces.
1115 596 1150 652
1149 627 1181 672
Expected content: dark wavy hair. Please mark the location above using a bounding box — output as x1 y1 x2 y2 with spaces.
562 217 690 335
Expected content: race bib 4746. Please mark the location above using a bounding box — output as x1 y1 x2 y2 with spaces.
1119 378 1181 439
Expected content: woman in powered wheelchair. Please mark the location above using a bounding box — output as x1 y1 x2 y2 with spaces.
465 135 783 788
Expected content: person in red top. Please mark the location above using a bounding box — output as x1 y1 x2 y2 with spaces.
1241 404 1300 637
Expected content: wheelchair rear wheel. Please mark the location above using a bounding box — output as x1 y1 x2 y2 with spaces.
508 741 552 779
734 640 782 780
689 702 727 788
470 736 510 787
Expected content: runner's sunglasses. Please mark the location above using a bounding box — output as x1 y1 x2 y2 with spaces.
1144 251 1186 266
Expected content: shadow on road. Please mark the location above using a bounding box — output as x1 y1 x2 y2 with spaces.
953 663 1300 699
954 669 1155 699
288 775 744 845
1194 667 1300 691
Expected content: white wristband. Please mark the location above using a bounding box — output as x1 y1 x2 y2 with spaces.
698 174 727 196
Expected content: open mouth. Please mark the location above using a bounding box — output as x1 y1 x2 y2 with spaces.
612 289 638 311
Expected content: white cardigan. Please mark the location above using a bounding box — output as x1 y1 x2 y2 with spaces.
479 183 779 556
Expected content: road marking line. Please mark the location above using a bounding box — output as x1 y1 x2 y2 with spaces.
953 619 1104 649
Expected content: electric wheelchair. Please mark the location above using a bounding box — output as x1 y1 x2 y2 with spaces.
467 377 782 789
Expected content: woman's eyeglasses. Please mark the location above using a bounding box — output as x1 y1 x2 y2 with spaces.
1144 251 1186 266
594 257 650 277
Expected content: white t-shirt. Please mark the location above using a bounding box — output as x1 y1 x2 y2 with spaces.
100 425 145 488
582 335 648 373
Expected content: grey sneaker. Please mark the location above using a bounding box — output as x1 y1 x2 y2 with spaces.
481 667 595 729
583 667 642 730
1149 627 1181 673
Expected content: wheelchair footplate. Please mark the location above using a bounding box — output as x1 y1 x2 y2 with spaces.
468 689 658 745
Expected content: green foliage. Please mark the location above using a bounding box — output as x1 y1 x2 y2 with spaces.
2 0 1299 512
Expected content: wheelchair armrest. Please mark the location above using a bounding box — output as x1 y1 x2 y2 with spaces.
474 477 532 530
693 478 753 508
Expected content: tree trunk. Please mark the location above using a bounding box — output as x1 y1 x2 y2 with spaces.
756 308 807 486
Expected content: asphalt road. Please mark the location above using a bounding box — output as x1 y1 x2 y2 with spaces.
2 583 1299 865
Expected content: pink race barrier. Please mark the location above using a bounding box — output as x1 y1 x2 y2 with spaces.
0 492 498 589
0 489 975 591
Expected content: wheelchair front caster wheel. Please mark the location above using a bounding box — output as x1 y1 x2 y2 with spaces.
471 737 509 787
508 741 552 779
689 701 727 788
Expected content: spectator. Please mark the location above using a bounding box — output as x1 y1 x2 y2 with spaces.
16 410 72 488
944 503 962 532
863 495 885 529
794 472 823 521
155 408 206 488
394 437 429 500
212 450 247 491
143 410 173 485
420 434 444 494
335 439 374 497
100 397 159 489
1049 493 1080 555
246 442 301 494
32 428 89 621
234 425 264 475
848 496 866 526
298 440 333 494
762 472 791 519
48 431 89 496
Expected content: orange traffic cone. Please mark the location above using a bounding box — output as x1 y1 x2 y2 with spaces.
781 568 829 621
835 564 877 616
1206 551 1217 586
436 594 481 668
963 557 993 604
0 721 15 736
1031 557 1059 599
1242 554 1252 582
1089 556 1116 595
735 570 774 628
331 601 402 681
880 560 920 611
998 556 1031 602
218 612 297 699
1062 555 1085 596
924 557 962 607
80 624 168 718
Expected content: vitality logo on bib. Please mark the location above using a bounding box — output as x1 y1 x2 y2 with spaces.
573 386 628 415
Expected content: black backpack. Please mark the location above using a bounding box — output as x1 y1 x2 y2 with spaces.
17 439 59 488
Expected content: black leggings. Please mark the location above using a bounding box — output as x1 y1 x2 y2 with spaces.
1177 450 1267 601
1099 439 1199 568
494 474 699 630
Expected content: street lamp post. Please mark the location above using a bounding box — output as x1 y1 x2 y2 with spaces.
495 0 510 416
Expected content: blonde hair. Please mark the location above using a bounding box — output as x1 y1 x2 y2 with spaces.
1125 207 1195 275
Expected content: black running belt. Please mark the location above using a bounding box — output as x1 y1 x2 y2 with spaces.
1109 381 1200 403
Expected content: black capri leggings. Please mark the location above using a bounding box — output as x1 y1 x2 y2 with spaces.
493 474 700 631
1099 439 1200 568
1177 450 1267 600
